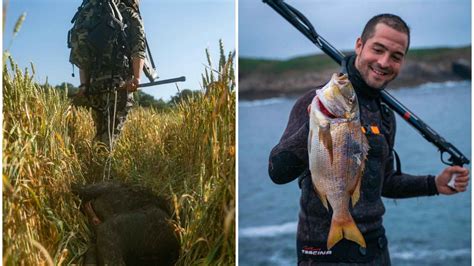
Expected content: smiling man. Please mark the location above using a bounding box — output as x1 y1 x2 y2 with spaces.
268 14 469 265
355 17 408 89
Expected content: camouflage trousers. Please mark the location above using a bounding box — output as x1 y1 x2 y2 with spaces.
85 78 134 149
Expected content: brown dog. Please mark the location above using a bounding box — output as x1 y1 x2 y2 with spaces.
72 182 180 266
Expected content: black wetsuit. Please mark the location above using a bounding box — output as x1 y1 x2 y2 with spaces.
268 55 439 265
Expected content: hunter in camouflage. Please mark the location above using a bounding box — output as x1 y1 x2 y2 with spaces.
69 0 146 149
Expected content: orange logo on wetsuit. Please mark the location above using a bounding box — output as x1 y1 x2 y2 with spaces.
361 125 380 135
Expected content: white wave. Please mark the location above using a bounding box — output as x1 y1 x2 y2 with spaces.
239 97 289 108
391 247 470 260
240 221 297 238
268 252 296 266
399 80 470 91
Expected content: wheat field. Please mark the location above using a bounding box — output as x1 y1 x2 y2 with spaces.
3 42 235 265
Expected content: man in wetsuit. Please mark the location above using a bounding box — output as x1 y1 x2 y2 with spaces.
268 14 470 265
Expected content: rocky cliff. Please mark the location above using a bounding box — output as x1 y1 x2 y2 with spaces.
239 46 471 99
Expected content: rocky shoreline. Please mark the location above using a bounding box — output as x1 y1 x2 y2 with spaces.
239 47 471 100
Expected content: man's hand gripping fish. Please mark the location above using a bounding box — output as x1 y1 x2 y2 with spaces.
308 73 369 250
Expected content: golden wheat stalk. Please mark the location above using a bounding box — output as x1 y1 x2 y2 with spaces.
3 41 235 265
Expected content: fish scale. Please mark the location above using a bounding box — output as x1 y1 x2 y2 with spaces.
308 73 369 250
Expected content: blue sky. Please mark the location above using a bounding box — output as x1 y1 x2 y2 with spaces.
2 0 471 99
3 0 235 100
240 0 471 59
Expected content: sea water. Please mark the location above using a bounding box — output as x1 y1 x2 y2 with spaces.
238 81 471 266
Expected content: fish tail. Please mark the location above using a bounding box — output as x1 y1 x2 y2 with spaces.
327 215 366 250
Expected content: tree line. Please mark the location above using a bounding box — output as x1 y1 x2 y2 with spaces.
54 82 200 111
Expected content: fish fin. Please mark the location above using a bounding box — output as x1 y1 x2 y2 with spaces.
342 218 366 249
327 216 366 250
308 129 312 152
318 125 333 163
351 135 368 207
313 185 329 210
360 132 370 160
351 172 362 207
327 221 343 250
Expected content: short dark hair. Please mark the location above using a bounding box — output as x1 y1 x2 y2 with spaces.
361 14 410 51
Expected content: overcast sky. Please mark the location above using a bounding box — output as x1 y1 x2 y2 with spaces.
239 0 471 59
3 0 235 100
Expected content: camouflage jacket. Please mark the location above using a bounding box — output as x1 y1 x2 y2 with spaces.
268 55 438 262
69 0 146 80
